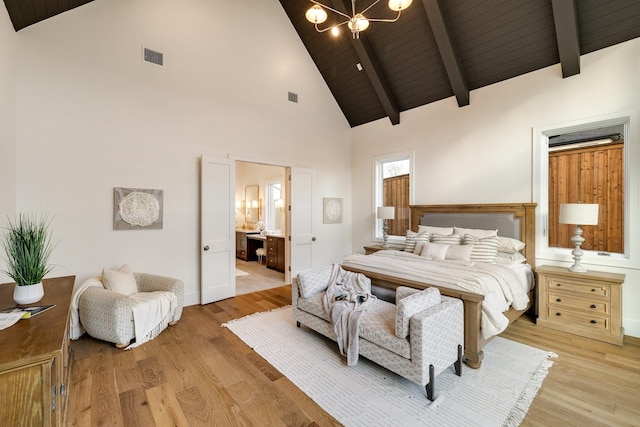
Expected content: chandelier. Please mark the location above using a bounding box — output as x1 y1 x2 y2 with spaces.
305 0 413 39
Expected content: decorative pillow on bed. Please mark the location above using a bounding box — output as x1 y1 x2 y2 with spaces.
102 264 138 295
462 234 500 263
445 244 473 261
497 236 526 254
418 225 454 236
496 251 527 265
431 233 462 245
395 287 441 339
297 265 333 298
420 242 473 262
404 230 430 253
453 226 498 238
419 242 449 260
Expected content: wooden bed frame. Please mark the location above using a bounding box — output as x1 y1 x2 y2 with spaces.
343 203 537 369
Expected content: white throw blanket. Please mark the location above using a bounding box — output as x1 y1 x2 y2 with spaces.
322 264 375 366
342 250 533 339
69 277 104 340
125 291 177 349
69 277 177 349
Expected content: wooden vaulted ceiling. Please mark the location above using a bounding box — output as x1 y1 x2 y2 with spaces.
3 1 640 128
3 0 94 31
279 0 640 127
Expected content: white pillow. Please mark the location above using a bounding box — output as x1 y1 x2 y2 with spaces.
420 242 449 260
431 233 462 245
445 244 473 262
297 265 332 298
462 234 500 263
454 226 498 238
102 264 138 296
404 230 429 253
497 236 526 254
417 225 454 235
496 252 527 265
395 287 441 338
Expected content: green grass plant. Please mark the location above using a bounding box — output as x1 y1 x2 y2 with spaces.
1 213 55 286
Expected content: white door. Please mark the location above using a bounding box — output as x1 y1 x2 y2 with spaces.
200 155 235 304
289 167 315 279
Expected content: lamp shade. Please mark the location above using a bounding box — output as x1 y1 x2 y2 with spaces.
305 5 328 24
388 0 413 11
377 206 395 220
559 203 599 225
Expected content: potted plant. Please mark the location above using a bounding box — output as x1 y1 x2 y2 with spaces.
0 213 55 305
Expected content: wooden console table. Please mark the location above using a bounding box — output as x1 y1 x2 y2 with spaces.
0 275 75 426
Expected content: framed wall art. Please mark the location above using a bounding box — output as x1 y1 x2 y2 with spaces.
323 197 343 224
113 187 163 230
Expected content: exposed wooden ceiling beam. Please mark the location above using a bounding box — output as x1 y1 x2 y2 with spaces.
332 0 401 125
551 0 581 78
421 0 469 107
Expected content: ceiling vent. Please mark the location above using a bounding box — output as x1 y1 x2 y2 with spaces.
143 47 163 66
288 92 298 103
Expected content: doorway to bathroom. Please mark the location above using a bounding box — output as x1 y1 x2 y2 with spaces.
235 161 286 295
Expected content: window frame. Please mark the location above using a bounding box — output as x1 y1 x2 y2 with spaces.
372 150 415 246
533 109 639 269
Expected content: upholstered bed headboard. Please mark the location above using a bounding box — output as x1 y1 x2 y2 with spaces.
410 203 537 268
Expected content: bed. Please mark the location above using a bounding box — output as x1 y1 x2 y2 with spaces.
341 203 537 369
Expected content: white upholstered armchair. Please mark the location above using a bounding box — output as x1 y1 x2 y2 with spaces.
75 270 184 348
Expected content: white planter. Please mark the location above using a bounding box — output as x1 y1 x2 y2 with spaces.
13 282 44 305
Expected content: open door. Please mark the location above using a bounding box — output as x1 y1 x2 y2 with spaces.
289 167 315 279
200 155 235 304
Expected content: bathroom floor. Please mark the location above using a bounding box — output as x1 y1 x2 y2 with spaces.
235 259 286 295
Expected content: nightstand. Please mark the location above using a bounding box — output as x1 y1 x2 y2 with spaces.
364 245 385 254
536 265 625 346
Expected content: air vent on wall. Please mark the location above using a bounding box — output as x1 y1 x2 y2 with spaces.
143 47 163 66
288 92 298 103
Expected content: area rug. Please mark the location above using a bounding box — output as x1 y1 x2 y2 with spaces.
223 307 557 427
235 269 249 277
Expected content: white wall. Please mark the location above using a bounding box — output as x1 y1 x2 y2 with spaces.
0 6 16 220
351 38 640 337
6 0 353 305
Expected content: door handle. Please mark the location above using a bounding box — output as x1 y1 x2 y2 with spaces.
203 245 210 251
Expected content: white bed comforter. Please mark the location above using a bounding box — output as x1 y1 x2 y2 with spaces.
341 250 534 339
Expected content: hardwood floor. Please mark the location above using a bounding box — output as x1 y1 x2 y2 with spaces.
67 286 640 426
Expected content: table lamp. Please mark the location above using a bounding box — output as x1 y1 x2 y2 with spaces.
559 203 599 272
377 206 395 249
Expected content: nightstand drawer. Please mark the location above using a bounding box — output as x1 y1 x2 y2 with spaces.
546 277 610 298
548 292 609 314
545 306 609 332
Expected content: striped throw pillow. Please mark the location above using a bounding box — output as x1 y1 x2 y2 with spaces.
431 233 462 245
404 230 429 253
462 234 500 263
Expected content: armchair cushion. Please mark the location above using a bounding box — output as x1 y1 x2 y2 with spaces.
395 287 441 338
102 264 137 295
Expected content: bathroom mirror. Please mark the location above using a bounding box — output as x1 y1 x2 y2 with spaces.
245 185 259 225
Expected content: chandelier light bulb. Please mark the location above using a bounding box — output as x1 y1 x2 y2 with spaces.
388 0 413 12
305 5 328 24
331 26 340 36
347 13 370 33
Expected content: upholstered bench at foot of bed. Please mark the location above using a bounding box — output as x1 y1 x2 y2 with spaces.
292 276 464 401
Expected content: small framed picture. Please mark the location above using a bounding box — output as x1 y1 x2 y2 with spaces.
323 197 343 224
114 187 163 230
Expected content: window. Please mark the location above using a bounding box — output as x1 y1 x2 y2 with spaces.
266 179 283 232
534 110 639 267
373 152 413 244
